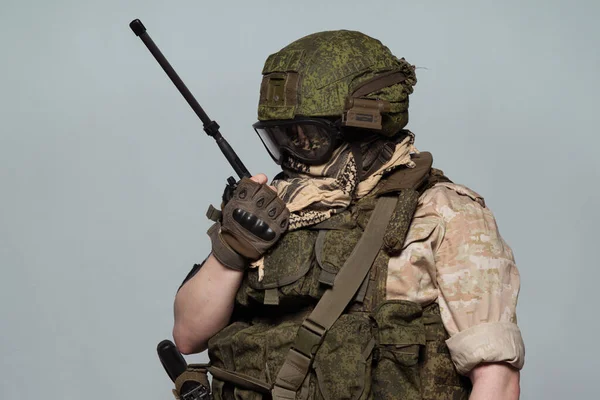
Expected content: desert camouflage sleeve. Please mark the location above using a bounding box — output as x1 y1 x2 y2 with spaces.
429 183 525 375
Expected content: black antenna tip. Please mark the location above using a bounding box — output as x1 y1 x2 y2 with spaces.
129 19 146 36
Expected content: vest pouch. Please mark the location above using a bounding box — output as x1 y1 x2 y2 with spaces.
241 230 322 307
208 315 307 400
420 304 472 400
208 321 252 400
311 313 374 400
371 300 426 400
315 226 363 287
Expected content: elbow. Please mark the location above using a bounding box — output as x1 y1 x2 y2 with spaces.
176 342 198 356
172 324 208 355
172 330 193 355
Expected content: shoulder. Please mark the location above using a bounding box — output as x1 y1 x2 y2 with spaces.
401 181 511 260
418 181 487 221
417 182 513 260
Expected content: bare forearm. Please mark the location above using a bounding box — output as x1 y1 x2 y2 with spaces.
173 254 244 354
469 363 520 400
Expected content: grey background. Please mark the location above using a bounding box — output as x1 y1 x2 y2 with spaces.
1 0 597 398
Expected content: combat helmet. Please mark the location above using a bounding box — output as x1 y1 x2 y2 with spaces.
253 30 417 165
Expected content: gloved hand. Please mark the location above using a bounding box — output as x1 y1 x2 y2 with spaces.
208 175 289 271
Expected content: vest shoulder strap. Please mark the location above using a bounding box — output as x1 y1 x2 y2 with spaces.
271 195 399 399
374 151 433 196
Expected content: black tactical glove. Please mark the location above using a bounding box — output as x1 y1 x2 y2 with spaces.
208 178 289 271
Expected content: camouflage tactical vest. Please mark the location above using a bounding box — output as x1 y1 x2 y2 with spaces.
207 153 471 400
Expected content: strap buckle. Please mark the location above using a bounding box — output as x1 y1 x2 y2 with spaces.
294 318 326 357
272 385 298 400
180 384 210 400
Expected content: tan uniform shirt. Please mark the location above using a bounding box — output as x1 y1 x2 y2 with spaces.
386 182 525 375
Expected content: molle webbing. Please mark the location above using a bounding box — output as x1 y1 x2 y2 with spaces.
271 195 398 399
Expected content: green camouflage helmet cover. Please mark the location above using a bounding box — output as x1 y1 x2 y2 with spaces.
258 30 417 136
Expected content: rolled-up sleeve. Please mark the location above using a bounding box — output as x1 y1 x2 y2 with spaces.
431 183 525 375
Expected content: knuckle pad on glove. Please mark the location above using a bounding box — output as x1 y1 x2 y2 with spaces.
276 209 290 230
253 186 277 210
236 178 261 199
218 178 290 261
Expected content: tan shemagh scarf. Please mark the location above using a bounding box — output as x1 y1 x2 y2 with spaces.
272 132 417 230
251 133 417 279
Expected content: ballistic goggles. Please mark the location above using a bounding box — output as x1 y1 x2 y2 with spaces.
253 118 342 165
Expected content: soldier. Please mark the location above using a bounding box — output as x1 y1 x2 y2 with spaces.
173 30 524 400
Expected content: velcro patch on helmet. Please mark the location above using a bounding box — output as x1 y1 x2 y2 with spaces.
259 72 299 108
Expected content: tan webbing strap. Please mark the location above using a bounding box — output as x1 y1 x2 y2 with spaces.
307 196 398 328
173 365 210 400
205 204 222 222
353 272 370 303
271 195 398 399
351 70 407 98
374 152 433 195
264 288 280 305
207 365 272 394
